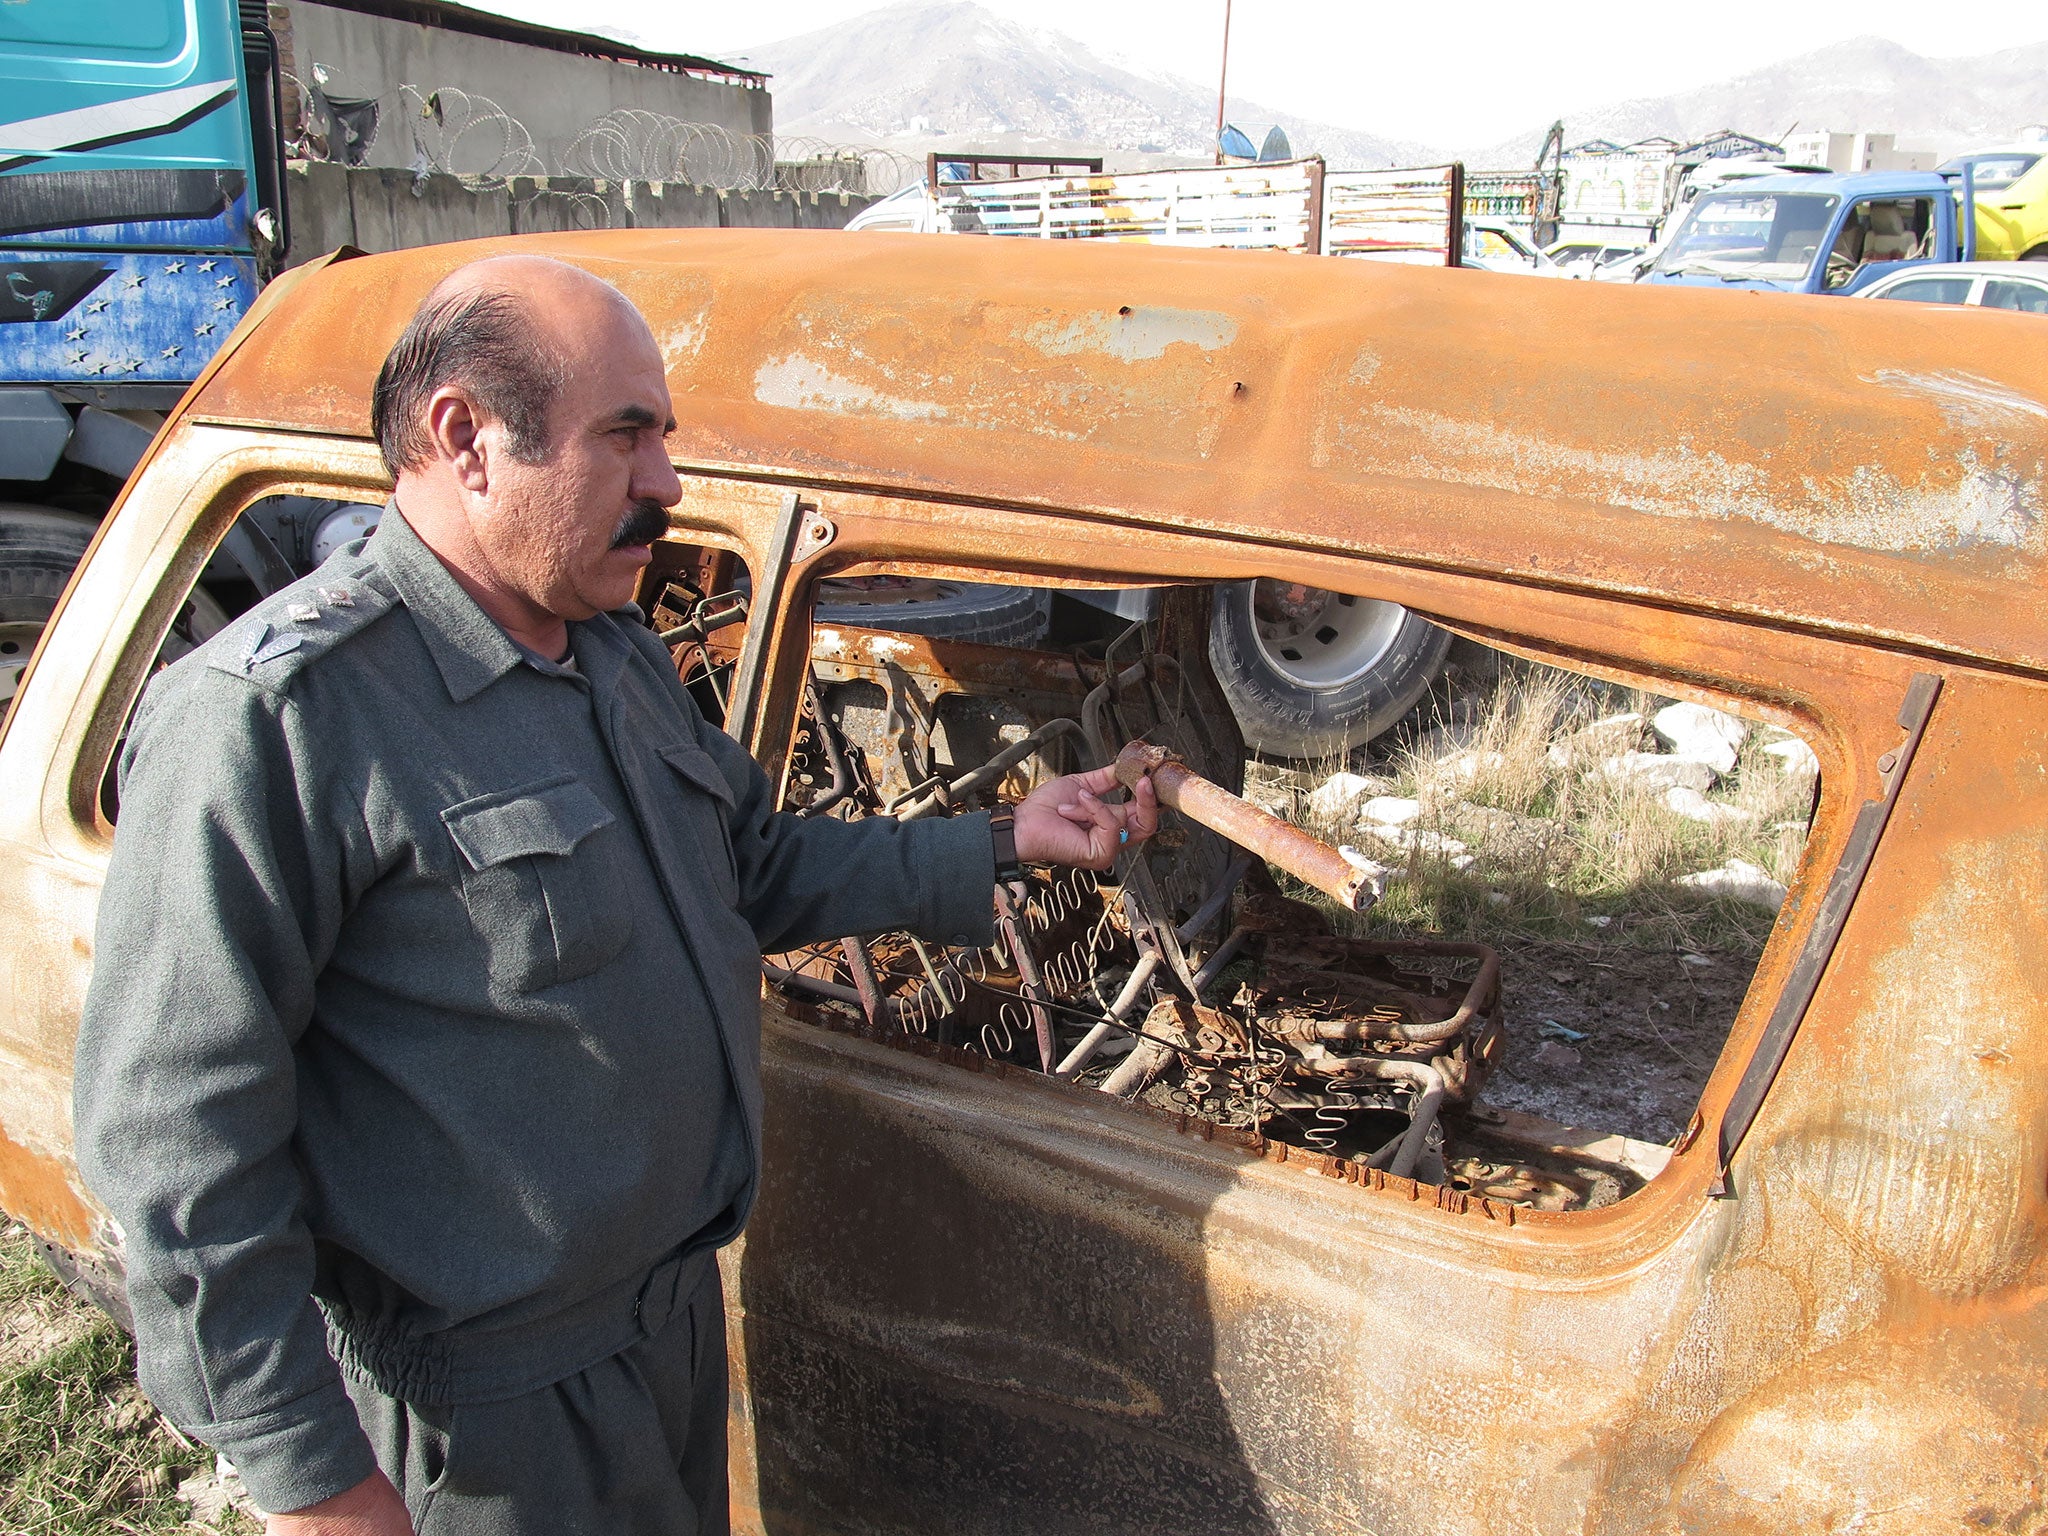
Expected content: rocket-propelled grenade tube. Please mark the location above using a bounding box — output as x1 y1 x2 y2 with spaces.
1112 741 1378 913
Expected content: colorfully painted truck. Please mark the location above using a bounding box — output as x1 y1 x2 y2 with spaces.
2 0 287 709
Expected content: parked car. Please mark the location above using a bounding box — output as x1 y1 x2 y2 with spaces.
1939 141 2048 261
1544 237 1647 278
1462 218 1567 275
1858 259 2048 312
6 230 2047 1534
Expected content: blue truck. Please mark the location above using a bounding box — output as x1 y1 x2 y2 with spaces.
1639 170 1975 295
2 0 288 706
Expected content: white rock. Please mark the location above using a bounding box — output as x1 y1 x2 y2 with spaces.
1660 785 1761 826
1590 752 1718 794
1676 858 1787 913
1360 824 1475 870
1546 711 1646 768
1653 703 1748 774
1359 795 1422 826
1308 772 1377 822
1762 736 1820 776
1443 749 1506 781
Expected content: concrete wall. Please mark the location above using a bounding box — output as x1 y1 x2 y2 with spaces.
282 161 877 266
279 1 773 176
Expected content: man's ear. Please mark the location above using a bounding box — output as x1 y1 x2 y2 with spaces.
425 386 490 494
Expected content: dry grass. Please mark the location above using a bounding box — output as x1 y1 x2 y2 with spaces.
1296 661 1817 954
0 1224 258 1535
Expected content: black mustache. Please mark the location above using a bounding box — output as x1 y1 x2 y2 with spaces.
610 499 670 550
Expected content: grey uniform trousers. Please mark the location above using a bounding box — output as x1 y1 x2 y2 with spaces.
341 1263 730 1536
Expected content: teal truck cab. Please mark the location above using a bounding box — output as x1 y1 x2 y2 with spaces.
1 0 286 708
1641 171 1966 295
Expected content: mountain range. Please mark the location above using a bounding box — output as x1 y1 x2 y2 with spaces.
1473 34 2048 165
746 1 1437 169
736 1 2048 171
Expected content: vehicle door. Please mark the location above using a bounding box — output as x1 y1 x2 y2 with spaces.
1822 196 1937 291
715 466 2033 1535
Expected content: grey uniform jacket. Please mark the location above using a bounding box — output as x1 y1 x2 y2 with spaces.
73 509 996 1514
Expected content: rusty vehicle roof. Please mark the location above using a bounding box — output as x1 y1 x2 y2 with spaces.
191 230 2048 675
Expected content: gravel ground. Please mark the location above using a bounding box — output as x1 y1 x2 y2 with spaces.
1479 936 1759 1147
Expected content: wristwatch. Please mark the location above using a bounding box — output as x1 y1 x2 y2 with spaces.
988 808 1023 884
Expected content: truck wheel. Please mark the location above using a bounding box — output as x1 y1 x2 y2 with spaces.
813 577 1050 647
1208 580 1450 760
2024 245 2048 262
0 506 99 708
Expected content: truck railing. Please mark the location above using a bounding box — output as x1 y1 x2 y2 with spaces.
1322 164 1464 265
928 156 1464 265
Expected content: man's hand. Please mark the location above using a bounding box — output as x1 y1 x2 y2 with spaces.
1013 764 1158 870
267 1469 414 1536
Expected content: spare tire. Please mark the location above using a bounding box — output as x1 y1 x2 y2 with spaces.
813 576 1050 647
1208 580 1450 760
1 505 99 709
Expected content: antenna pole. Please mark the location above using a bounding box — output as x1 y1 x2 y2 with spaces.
1213 0 1233 164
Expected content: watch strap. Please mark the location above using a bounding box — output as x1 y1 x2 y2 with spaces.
988 808 1023 883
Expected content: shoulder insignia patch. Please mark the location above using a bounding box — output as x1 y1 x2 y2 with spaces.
205 573 395 688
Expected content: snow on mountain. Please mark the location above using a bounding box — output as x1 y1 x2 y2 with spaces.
1468 35 2048 166
736 4 2048 175
743 0 1439 168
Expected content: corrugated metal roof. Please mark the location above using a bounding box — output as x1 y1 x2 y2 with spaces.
297 0 767 85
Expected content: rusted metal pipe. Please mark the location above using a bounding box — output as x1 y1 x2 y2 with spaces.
897 718 1092 822
1178 853 1255 945
1101 1034 1175 1098
1348 1058 1446 1180
765 961 898 1021
840 937 888 1031
994 884 1057 1072
1113 741 1378 913
1054 953 1160 1078
1191 926 1250 994
1293 938 1501 1046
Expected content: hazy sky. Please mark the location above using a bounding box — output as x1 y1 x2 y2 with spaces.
471 0 2048 145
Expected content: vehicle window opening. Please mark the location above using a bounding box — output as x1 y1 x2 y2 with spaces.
96 493 387 822
704 568 1819 1216
1824 198 1935 289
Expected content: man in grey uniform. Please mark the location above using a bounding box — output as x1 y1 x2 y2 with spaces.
74 256 1155 1536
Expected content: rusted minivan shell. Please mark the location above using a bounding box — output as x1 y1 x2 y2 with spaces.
2 230 2044 1534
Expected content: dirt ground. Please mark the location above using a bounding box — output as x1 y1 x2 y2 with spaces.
1480 935 1758 1147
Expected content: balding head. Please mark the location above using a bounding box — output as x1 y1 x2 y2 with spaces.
371 255 643 478
368 253 681 652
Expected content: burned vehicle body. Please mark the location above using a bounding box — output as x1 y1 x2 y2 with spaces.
1 230 2046 1533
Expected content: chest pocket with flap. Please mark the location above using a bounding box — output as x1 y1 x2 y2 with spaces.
441 775 635 993
658 741 739 908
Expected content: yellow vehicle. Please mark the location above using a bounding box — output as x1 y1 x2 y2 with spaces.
8 232 2048 1532
1942 142 2048 261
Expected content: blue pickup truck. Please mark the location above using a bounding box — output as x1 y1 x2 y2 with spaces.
2 0 285 707
1640 171 1969 296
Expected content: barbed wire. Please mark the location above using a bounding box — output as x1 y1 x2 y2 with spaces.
282 83 919 232
401 85 543 187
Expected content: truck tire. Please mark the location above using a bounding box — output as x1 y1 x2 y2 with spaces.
0 505 99 708
1208 580 1450 760
813 577 1051 647
2024 245 2048 262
